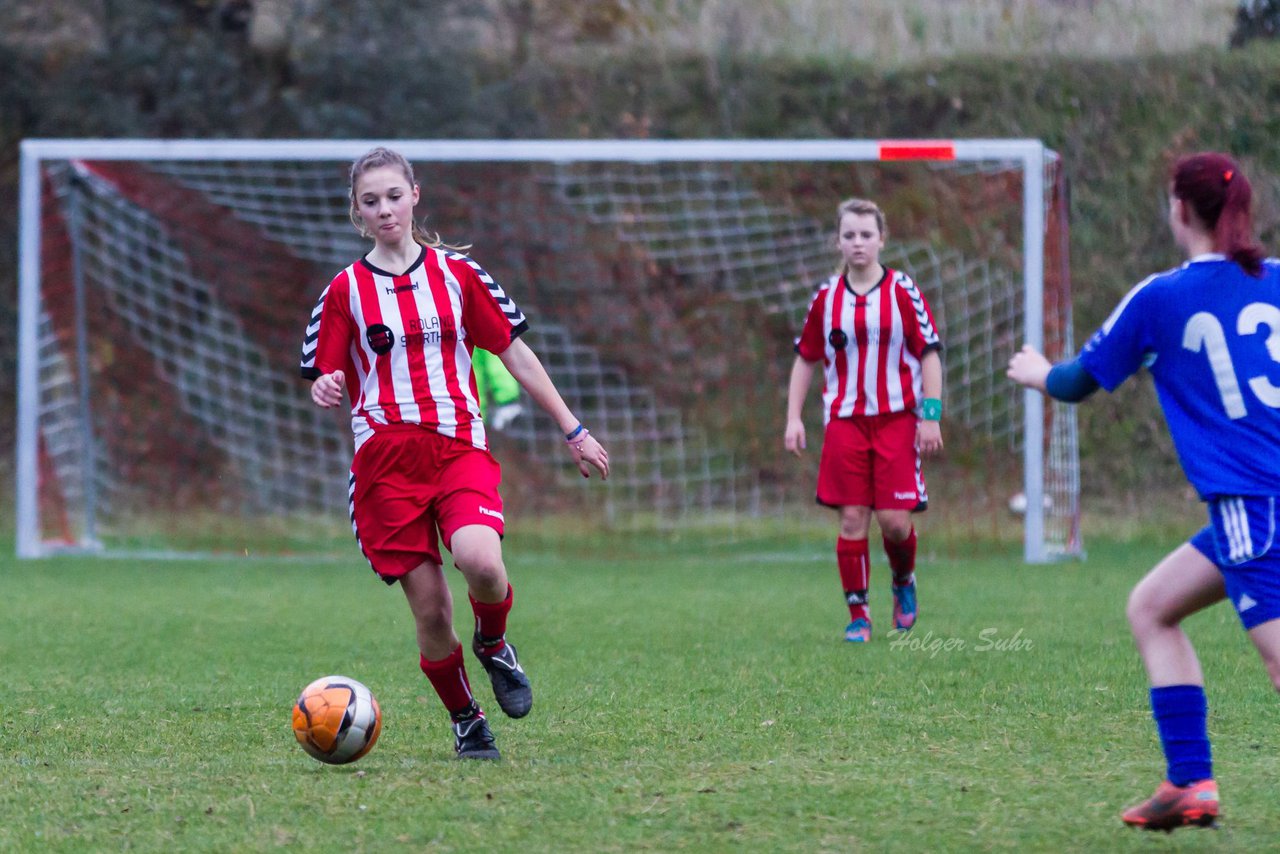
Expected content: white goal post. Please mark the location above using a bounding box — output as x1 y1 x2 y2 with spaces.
17 137 1077 562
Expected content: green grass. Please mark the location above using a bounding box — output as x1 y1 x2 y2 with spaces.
2 531 1276 852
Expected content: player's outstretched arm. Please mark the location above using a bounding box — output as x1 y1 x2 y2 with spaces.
311 370 346 408
784 356 817 457
1008 345 1101 402
1006 344 1052 393
498 338 609 480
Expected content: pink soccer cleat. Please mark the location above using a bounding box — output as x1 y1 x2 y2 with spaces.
1121 779 1218 832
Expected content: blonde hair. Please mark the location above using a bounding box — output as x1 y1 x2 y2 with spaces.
348 146 471 252
834 198 887 277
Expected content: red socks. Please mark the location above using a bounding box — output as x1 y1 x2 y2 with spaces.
883 528 917 587
420 584 514 718
836 537 870 622
469 584 513 654
419 645 477 718
839 529 918 619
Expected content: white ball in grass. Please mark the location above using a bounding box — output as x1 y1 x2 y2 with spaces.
1007 492 1053 515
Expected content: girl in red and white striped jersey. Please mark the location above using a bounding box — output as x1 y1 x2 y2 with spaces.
301 147 609 759
784 198 944 643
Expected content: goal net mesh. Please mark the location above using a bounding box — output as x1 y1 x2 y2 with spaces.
30 150 1079 556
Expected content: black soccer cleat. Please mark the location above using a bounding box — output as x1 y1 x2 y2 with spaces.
472 635 533 719
452 708 501 760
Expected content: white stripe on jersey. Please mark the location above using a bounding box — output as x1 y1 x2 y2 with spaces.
820 281 839 416
432 255 488 449
1100 272 1161 335
368 268 424 426
857 288 880 415
330 248 518 454
884 284 907 412
300 284 328 371
348 470 358 535
1097 256 1229 337
447 250 527 329
347 266 388 444
899 273 940 345
823 271 925 421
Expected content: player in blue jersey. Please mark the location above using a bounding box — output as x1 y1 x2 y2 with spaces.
1008 151 1280 832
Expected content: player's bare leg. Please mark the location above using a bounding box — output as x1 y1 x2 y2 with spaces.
452 525 533 718
1245 617 1280 693
402 559 500 759
451 524 509 602
400 560 457 659
1122 545 1226 830
1127 544 1225 686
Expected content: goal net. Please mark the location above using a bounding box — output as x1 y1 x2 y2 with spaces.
17 139 1079 562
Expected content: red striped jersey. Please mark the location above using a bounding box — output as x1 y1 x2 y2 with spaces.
795 267 941 424
300 246 528 453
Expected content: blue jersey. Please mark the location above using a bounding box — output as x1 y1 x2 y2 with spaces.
1079 254 1280 500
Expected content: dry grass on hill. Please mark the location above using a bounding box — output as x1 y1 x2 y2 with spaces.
613 0 1241 65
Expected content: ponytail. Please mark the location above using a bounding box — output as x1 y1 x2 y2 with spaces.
1217 170 1261 276
1171 152 1265 277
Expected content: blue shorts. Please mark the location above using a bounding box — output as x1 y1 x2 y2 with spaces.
1188 496 1280 630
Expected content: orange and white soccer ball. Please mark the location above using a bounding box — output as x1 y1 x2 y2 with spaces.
291 675 382 765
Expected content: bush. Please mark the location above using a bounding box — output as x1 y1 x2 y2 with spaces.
1231 0 1280 47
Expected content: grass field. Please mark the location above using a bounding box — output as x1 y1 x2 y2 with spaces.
2 529 1277 852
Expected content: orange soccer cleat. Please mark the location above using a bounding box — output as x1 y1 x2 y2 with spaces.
1121 779 1218 832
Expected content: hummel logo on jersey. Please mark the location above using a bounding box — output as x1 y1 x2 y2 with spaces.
478 506 505 521
384 283 419 294
1238 592 1258 612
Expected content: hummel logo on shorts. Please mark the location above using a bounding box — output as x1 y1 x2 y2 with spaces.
478 506 504 521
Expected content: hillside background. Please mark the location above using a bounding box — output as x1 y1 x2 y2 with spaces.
2 0 1277 529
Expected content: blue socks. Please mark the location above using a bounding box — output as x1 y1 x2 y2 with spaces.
1150 684 1212 786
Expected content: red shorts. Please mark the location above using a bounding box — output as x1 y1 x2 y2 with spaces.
349 425 505 583
816 411 927 511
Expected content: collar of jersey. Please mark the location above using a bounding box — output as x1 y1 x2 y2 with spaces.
361 245 427 277
1186 252 1227 265
841 265 891 297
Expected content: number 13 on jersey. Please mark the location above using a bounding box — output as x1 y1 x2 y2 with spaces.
1183 302 1280 419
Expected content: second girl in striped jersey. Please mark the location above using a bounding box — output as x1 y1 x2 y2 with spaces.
785 198 944 643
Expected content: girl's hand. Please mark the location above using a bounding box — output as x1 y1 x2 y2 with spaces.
1007 345 1052 393
918 420 943 457
784 418 807 457
569 432 610 480
311 370 346 408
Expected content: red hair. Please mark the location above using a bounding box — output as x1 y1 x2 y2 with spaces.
1171 152 1264 277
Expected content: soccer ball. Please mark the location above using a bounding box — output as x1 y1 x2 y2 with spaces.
1007 491 1054 515
291 675 382 765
